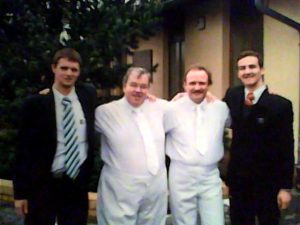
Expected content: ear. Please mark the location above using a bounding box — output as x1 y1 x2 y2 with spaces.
51 64 56 73
183 82 187 92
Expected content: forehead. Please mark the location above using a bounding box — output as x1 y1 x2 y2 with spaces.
237 56 259 66
127 72 150 83
185 69 208 82
56 57 79 66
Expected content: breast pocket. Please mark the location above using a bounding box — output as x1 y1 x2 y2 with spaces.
77 118 87 143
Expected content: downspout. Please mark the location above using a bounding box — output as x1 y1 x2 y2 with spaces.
255 0 300 31
254 0 300 184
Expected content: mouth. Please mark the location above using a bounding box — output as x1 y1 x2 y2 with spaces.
192 91 204 94
242 74 255 79
132 93 144 97
64 77 75 82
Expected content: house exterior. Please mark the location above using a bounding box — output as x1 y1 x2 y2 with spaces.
129 0 300 162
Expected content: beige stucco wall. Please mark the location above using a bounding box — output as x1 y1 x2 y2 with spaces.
132 0 230 99
264 0 300 160
128 30 168 98
184 0 230 98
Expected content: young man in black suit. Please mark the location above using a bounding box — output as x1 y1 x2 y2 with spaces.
223 50 294 225
13 48 97 225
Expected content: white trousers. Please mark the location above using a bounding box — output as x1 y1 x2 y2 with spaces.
169 161 224 225
97 165 168 225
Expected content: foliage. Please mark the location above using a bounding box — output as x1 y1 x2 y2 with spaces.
0 0 162 187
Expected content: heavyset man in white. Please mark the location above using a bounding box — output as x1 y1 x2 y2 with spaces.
164 65 230 225
95 67 168 225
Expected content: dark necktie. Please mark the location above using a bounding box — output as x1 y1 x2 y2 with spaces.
62 97 80 179
244 92 255 106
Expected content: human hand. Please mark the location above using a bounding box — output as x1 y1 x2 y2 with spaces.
206 91 218 103
147 93 157 102
268 89 276 95
222 182 229 198
15 199 28 217
171 92 186 101
277 189 292 210
39 88 50 95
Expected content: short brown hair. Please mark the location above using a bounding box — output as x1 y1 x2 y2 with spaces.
122 67 151 86
184 64 213 85
52 48 82 66
236 50 263 68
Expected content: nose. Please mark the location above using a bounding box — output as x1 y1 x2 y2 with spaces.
135 86 142 92
194 83 201 90
244 66 252 74
66 68 73 75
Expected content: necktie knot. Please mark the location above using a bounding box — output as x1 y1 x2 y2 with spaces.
133 108 141 115
245 92 255 106
62 97 71 106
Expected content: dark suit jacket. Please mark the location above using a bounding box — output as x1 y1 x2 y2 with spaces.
13 83 97 200
223 86 294 190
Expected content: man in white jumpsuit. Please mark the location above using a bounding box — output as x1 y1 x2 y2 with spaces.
95 67 168 225
164 65 230 225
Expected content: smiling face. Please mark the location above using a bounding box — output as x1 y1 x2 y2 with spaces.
123 70 150 107
184 69 209 104
237 55 264 91
52 58 80 94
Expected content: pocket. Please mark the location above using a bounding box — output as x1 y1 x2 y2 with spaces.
77 118 87 142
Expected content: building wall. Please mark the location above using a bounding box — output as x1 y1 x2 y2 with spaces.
129 30 168 98
131 0 230 99
264 0 300 159
132 1 300 160
184 0 230 98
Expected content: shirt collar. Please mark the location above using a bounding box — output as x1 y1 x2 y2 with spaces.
183 95 208 111
244 84 266 104
52 86 77 103
120 97 148 114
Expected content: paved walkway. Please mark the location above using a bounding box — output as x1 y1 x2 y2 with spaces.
1 189 300 225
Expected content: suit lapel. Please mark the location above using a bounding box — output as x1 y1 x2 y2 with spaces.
76 86 88 118
256 88 269 105
235 86 246 119
39 91 57 156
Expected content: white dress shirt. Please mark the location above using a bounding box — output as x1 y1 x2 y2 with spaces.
164 96 230 167
95 97 168 176
51 87 87 173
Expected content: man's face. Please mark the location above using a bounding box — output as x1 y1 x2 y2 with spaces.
123 72 150 107
52 58 80 90
237 56 264 89
184 69 209 104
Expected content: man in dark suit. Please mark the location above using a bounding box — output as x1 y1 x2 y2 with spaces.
13 48 96 225
223 50 294 225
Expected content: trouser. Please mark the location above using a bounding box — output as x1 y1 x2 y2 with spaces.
97 165 168 225
169 161 224 225
229 184 280 225
25 175 88 225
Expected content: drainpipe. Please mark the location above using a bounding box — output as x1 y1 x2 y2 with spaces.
255 0 300 31
254 0 300 185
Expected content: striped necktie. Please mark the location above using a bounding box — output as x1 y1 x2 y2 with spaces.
62 97 80 179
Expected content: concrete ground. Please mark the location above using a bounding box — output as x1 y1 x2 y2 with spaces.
1 189 300 225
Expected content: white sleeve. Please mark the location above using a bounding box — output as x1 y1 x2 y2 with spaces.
95 105 107 134
224 105 232 128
